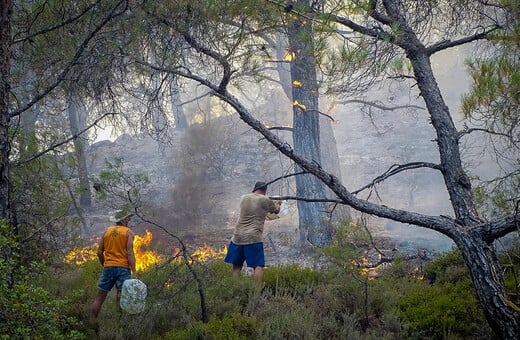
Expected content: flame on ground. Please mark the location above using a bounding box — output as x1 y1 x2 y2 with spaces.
191 243 227 262
64 230 227 271
64 242 99 266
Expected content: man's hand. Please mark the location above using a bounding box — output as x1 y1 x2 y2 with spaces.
273 199 282 213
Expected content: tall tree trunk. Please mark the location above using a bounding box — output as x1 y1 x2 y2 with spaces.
148 67 168 154
287 0 331 246
320 115 350 223
171 77 188 129
377 0 520 333
19 106 39 154
18 69 40 155
67 92 91 208
0 0 12 221
270 31 349 225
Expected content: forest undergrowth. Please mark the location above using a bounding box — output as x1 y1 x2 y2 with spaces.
4 219 519 340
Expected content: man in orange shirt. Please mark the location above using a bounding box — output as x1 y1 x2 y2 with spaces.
90 209 137 318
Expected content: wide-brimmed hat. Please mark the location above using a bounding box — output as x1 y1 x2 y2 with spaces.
252 181 268 192
109 209 134 223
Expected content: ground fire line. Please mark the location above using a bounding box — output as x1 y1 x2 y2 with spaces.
64 229 227 271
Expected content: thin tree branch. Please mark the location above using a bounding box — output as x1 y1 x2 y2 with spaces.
20 214 66 243
147 11 233 92
179 91 212 106
265 171 307 187
267 0 394 42
10 0 128 118
335 99 425 111
133 211 208 323
426 27 499 55
306 109 336 122
352 162 442 195
15 112 113 166
457 126 515 140
12 1 101 44
268 195 343 203
268 126 293 132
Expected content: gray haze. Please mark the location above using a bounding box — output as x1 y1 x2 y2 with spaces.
87 46 498 253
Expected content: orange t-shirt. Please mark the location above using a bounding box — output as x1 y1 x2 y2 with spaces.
102 226 130 268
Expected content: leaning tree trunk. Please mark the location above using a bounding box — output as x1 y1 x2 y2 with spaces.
405 36 520 338
453 232 520 338
0 0 12 220
287 0 331 246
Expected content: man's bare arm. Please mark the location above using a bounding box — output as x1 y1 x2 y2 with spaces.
126 230 137 275
97 236 105 266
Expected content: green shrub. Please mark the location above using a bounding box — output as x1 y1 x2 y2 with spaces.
0 222 85 339
396 251 492 339
263 264 327 296
160 314 257 340
256 303 319 339
396 280 487 339
423 249 467 284
498 239 520 302
207 275 259 317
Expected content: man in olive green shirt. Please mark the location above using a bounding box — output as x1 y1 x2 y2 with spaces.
224 181 281 284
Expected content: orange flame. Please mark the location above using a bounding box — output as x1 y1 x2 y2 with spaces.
64 230 162 271
64 242 99 266
292 80 303 87
65 230 228 271
283 50 296 61
410 267 425 280
293 100 307 110
133 230 162 271
351 256 390 280
191 243 227 262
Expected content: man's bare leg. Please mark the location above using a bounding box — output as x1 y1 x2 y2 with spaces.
90 290 108 318
253 266 263 286
232 264 242 276
116 290 122 313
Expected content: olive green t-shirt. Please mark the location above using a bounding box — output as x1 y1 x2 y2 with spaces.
231 193 279 245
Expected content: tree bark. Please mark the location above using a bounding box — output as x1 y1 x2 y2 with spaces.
320 115 350 223
0 0 12 220
410 50 520 339
171 77 188 129
381 1 520 336
453 230 520 338
287 0 331 246
67 92 92 208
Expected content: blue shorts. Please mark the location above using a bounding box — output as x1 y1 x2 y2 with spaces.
97 266 131 292
224 241 265 268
